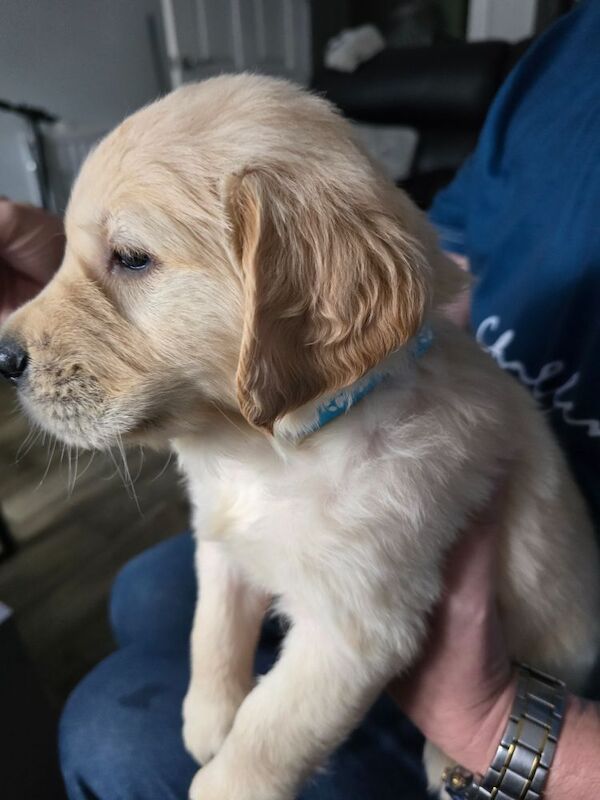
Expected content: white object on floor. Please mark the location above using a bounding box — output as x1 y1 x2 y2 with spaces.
325 24 385 73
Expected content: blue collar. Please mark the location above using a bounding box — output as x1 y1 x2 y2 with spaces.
292 324 434 441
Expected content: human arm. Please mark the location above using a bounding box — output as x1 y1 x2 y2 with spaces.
0 199 64 323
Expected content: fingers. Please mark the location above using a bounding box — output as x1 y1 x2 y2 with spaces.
442 474 510 600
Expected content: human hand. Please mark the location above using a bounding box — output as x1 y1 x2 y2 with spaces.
388 486 515 775
0 199 64 323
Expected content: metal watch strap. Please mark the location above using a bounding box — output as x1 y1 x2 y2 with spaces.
443 664 567 800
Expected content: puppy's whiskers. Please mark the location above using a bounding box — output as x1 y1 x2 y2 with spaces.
66 445 83 496
15 424 43 463
208 400 248 438
37 435 58 490
151 450 173 482
107 433 142 514
132 445 145 483
77 450 96 482
66 445 74 495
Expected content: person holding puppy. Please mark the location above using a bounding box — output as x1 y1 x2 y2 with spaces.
2 2 600 796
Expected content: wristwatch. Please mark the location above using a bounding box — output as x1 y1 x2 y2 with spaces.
442 664 566 800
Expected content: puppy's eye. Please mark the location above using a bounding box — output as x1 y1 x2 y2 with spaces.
113 250 151 271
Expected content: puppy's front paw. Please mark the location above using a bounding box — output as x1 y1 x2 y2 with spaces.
189 762 289 800
183 683 247 765
188 765 228 800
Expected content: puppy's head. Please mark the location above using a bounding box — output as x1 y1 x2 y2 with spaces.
1 75 454 449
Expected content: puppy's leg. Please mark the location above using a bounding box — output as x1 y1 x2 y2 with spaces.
183 541 270 765
188 621 392 800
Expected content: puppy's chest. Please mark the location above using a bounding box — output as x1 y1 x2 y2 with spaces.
183 455 349 590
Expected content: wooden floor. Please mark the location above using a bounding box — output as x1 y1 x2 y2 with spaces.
0 382 190 706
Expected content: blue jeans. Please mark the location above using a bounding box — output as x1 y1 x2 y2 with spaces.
59 532 429 799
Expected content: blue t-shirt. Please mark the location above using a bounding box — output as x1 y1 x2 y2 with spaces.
429 0 600 529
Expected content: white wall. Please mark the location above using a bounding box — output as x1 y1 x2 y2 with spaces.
0 0 165 202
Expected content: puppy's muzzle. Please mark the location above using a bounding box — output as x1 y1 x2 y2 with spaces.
0 337 29 385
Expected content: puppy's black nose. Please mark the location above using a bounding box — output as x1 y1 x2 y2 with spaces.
0 338 29 384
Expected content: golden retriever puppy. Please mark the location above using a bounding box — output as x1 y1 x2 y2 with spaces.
1 74 598 800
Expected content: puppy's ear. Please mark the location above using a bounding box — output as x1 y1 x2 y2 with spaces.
226 168 430 431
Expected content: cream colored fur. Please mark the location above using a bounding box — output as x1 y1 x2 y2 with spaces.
3 74 598 800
